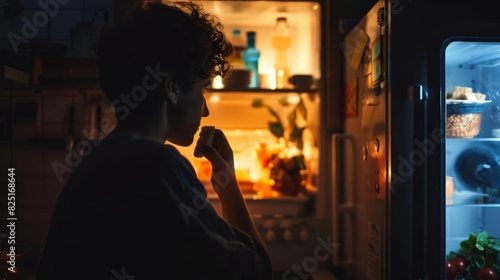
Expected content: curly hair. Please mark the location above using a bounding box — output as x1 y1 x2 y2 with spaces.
97 0 232 102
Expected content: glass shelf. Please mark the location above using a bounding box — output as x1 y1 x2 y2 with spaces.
446 203 500 208
446 137 500 142
208 87 318 94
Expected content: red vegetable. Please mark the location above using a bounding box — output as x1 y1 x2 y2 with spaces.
453 257 467 275
446 260 457 280
476 267 499 280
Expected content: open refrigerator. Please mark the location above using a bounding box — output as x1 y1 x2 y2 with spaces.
167 0 337 277
444 41 500 280
336 0 500 279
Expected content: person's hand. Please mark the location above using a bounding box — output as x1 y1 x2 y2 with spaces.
199 129 237 194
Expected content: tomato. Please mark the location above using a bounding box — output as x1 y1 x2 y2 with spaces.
453 257 467 275
446 260 457 280
476 267 499 280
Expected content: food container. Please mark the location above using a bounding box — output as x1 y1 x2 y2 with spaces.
446 176 454 204
446 100 491 138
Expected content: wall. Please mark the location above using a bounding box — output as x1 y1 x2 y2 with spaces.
1 0 113 54
1 1 115 278
0 85 115 278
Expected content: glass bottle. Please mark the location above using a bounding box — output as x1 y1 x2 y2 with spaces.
243 31 260 88
272 17 291 89
229 28 246 69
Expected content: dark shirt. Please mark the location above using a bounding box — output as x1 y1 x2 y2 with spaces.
37 134 272 280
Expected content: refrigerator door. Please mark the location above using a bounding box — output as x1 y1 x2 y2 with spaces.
338 0 500 279
335 1 388 279
388 0 500 278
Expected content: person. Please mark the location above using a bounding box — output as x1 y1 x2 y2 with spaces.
36 1 272 279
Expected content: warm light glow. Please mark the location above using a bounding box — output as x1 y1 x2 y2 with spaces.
287 94 301 105
209 94 221 103
212 75 224 89
312 4 319 10
262 69 276 90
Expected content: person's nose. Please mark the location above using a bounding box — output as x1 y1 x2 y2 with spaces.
203 98 209 117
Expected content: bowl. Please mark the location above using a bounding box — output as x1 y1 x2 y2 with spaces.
446 101 491 138
223 69 251 89
288 74 313 91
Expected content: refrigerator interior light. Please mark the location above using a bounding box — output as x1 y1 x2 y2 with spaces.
211 75 224 89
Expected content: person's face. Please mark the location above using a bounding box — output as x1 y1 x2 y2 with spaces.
166 77 211 146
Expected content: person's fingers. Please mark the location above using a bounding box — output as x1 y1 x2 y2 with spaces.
201 145 235 193
211 129 232 159
200 145 224 168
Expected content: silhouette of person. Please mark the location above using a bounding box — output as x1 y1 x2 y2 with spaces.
36 1 272 279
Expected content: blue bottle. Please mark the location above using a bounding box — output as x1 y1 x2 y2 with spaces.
243 31 260 88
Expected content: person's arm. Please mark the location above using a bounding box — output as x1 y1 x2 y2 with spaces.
216 169 265 245
199 129 269 254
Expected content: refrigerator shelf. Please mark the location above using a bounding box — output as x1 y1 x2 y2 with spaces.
446 137 500 142
446 203 500 208
208 87 319 94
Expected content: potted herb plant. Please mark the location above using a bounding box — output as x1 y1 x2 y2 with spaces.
251 96 308 196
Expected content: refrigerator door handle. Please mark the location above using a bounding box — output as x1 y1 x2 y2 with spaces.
331 134 356 266
407 85 428 279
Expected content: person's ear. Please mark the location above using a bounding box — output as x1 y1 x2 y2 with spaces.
164 74 180 104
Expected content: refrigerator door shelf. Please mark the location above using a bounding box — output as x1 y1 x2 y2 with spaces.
330 134 357 267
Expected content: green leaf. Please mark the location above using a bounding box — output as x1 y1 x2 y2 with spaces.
278 96 290 106
447 251 458 260
486 243 500 253
461 240 473 253
471 254 486 269
252 98 264 108
296 96 307 120
477 231 489 246
469 232 478 243
466 264 473 274
264 105 283 123
268 121 284 138
290 126 306 150
487 236 500 245
476 243 485 251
